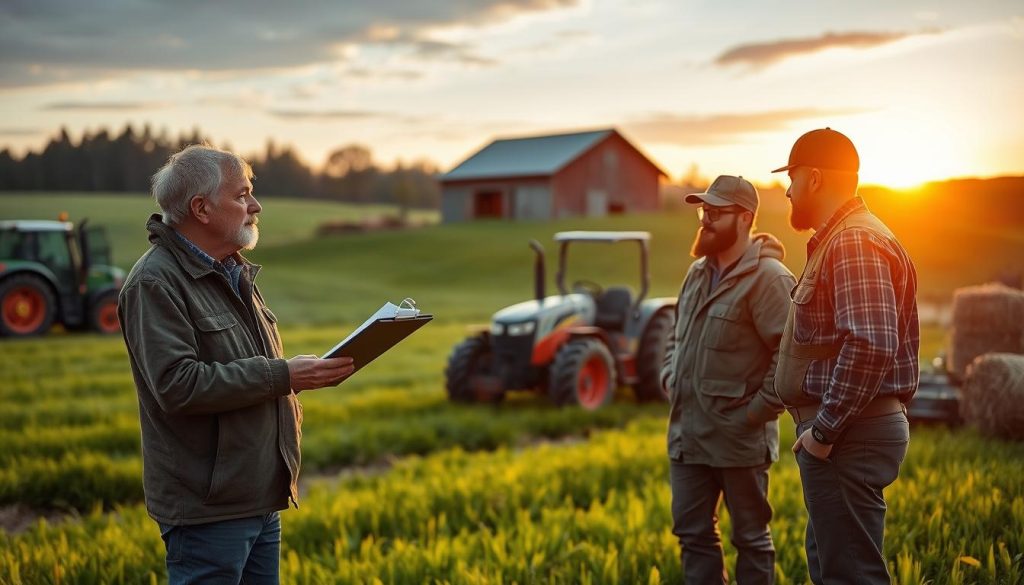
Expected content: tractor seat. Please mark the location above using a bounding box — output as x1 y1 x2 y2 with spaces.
595 286 633 330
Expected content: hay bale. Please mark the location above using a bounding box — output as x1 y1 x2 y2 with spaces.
951 283 1024 332
948 284 1024 379
960 353 1024 441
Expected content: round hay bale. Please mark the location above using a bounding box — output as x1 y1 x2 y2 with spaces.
948 331 1023 381
951 283 1024 333
947 283 1024 380
960 353 1024 441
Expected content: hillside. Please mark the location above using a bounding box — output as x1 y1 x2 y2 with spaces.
2 183 1023 325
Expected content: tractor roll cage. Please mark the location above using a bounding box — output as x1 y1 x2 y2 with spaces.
553 231 650 306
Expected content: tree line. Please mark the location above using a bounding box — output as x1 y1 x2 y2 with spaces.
0 125 441 213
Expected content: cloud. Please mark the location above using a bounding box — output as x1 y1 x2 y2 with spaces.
196 92 272 110
0 127 43 137
0 0 577 88
41 101 169 111
515 28 594 55
409 40 498 67
714 30 940 69
624 108 865 146
266 109 382 121
354 27 498 67
345 68 424 82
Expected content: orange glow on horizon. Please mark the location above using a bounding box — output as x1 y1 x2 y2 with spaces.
848 112 966 190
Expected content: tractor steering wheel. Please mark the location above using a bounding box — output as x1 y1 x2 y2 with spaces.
572 279 604 298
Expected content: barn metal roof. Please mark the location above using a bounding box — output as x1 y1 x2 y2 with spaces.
441 129 615 181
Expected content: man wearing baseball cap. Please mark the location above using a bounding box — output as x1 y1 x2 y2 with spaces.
772 129 920 585
661 175 795 583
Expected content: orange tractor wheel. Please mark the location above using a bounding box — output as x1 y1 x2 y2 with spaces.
89 291 121 334
548 337 616 410
0 274 57 337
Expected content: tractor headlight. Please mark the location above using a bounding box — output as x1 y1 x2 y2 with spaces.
506 321 536 336
490 322 505 336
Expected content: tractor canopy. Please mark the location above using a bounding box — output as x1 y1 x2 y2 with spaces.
553 230 651 306
553 231 651 243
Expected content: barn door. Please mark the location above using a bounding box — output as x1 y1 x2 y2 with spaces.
473 190 503 218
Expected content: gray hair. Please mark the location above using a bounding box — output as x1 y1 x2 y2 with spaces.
151 144 254 226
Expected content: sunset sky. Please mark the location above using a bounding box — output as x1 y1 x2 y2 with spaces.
1 0 1021 188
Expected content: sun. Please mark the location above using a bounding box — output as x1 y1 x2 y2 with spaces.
843 111 967 190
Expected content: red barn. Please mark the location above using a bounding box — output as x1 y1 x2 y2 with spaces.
440 128 666 222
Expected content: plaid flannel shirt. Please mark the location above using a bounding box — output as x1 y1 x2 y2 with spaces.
796 197 920 441
174 231 245 297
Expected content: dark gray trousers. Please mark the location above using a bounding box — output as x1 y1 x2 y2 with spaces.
669 459 775 584
795 412 909 585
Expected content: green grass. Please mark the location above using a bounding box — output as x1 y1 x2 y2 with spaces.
0 325 668 511
0 317 947 512
1 193 1021 583
2 419 1022 584
5 192 1023 326
0 192 438 269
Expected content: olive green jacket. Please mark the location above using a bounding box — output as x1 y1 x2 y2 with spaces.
118 214 299 525
661 233 796 467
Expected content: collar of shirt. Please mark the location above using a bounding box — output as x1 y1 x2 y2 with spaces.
708 255 743 291
173 231 244 294
807 196 866 257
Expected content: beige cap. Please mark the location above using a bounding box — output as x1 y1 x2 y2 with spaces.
685 175 758 213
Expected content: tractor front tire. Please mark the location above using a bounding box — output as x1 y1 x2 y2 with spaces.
0 274 57 337
634 308 675 402
89 290 121 334
548 337 616 410
445 334 500 403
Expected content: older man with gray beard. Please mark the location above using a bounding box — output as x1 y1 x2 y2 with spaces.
119 144 356 585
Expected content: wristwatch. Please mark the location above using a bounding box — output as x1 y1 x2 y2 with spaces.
811 424 833 445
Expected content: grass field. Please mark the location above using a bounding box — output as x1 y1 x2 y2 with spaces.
1 193 1022 584
2 327 1022 584
0 193 439 270
4 192 1023 323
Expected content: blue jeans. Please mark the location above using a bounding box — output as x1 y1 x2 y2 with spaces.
796 412 909 585
669 459 775 584
158 512 281 585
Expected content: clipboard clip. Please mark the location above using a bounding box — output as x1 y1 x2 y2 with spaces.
396 297 420 319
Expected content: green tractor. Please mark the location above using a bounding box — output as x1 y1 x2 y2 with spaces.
445 231 677 410
0 218 125 337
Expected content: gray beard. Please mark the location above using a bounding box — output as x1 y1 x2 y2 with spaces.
233 223 259 250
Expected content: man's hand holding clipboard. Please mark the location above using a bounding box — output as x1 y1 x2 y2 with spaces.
288 355 356 391
319 298 432 379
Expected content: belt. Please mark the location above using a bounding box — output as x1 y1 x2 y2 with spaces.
787 395 905 425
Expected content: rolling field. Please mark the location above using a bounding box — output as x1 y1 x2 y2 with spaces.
0 193 439 270
1 193 1023 583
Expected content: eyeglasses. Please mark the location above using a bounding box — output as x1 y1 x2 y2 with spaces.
697 206 744 223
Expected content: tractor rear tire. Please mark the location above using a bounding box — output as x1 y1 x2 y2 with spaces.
445 334 500 403
548 337 616 410
634 308 674 402
89 290 121 334
0 274 57 337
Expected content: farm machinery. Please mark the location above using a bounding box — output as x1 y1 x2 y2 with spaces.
445 231 676 410
0 218 124 337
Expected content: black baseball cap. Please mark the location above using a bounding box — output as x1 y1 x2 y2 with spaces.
772 127 859 173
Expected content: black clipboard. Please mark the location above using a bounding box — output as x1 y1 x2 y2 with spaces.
323 314 433 373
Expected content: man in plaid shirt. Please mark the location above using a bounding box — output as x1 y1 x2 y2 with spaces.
772 128 920 585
